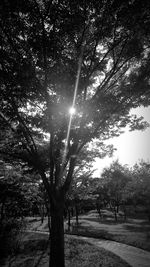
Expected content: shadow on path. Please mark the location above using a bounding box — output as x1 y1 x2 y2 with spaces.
27 230 150 267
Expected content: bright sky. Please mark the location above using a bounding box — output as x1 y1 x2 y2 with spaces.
93 106 150 177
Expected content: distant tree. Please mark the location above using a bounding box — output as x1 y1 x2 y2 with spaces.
1 1 150 266
66 174 97 226
65 143 114 226
129 161 150 221
0 161 41 263
101 161 131 221
95 181 109 219
0 161 41 221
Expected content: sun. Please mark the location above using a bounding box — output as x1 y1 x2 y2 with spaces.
69 107 76 115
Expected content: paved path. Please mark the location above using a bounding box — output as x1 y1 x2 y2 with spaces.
27 230 150 267
70 235 150 267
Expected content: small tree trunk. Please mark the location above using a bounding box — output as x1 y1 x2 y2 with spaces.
96 202 101 219
75 204 79 225
47 211 51 239
41 203 45 224
68 208 71 231
146 206 150 222
114 206 118 221
117 204 119 213
71 207 74 217
123 203 127 221
49 203 65 267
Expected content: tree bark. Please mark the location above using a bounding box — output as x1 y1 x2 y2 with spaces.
75 203 79 225
114 206 118 222
49 201 65 267
67 208 71 231
123 202 127 222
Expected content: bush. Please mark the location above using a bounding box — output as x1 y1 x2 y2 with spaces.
0 218 25 264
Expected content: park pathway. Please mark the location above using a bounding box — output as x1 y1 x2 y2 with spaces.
69 235 150 267
27 230 150 267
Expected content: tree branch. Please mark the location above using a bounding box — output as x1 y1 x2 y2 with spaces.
11 100 38 155
63 157 76 193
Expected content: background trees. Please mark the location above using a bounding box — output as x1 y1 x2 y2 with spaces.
1 0 150 266
0 161 36 263
97 160 150 222
128 161 150 221
0 161 41 221
100 161 131 221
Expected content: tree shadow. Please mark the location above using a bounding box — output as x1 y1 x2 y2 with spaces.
33 239 49 267
7 236 50 267
124 224 150 233
67 224 112 240
138 220 150 226
81 216 126 225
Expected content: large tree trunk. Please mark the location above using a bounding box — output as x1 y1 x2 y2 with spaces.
49 200 65 267
0 201 5 223
67 208 71 231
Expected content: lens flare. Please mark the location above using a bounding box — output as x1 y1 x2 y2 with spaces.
69 107 76 115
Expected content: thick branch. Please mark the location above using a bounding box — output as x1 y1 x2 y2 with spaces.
12 101 38 154
0 111 16 133
63 157 76 193
49 131 55 186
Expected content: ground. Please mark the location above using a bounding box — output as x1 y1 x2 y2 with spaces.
69 209 150 251
2 208 150 266
27 209 150 251
2 232 130 267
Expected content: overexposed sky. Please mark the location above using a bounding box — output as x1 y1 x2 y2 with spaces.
93 106 150 177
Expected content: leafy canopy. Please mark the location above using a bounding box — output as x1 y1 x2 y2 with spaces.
0 0 150 193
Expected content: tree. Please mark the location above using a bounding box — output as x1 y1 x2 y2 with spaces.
66 174 98 227
0 160 41 220
101 161 131 221
94 180 110 219
1 0 150 266
129 161 150 221
0 161 40 262
64 141 115 227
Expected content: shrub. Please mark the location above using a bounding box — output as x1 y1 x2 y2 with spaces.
0 217 25 264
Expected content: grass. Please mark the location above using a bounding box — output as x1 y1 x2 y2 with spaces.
27 208 150 251
68 209 150 251
3 232 130 267
10 208 149 266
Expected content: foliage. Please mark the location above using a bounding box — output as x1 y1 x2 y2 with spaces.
0 217 25 264
100 161 130 200
0 161 42 263
1 0 150 265
128 161 150 219
98 160 150 221
95 161 131 220
0 0 150 188
0 161 42 219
